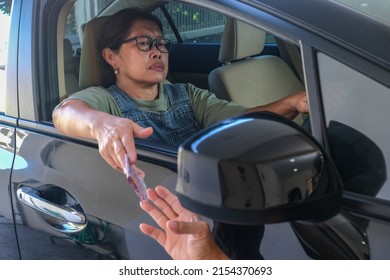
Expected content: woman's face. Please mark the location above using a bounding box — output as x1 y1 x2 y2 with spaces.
112 18 169 86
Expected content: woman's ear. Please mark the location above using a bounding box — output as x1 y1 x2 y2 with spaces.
102 47 117 69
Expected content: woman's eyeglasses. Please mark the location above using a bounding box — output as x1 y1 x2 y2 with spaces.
122 36 172 53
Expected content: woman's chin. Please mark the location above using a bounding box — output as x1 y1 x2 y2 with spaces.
150 75 168 84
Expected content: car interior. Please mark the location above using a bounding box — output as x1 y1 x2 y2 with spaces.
56 0 306 124
63 37 81 96
208 17 305 124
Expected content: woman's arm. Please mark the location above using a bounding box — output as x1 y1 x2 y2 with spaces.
246 91 308 119
52 99 153 171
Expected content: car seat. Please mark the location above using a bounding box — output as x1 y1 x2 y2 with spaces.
208 17 305 123
78 16 111 88
63 38 81 96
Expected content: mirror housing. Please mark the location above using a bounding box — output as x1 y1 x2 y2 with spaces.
176 112 343 225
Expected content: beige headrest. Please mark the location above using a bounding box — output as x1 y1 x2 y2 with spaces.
63 38 74 72
79 16 111 88
219 18 266 63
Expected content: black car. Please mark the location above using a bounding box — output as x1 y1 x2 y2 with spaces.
1 0 390 260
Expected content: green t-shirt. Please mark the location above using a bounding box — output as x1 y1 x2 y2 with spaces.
58 83 247 128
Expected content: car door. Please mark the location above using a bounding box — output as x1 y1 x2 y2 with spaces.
0 122 20 260
0 123 19 260
8 0 178 260
247 0 390 259
0 0 19 260
314 52 390 259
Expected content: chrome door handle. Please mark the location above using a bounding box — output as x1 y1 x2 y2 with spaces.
17 185 87 233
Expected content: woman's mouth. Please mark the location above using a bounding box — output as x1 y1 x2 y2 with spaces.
149 62 164 72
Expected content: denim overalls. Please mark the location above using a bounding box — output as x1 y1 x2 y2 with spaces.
108 83 201 147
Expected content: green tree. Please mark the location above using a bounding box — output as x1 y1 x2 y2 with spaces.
0 0 12 15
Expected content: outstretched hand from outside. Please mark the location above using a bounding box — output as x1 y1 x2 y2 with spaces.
139 185 229 260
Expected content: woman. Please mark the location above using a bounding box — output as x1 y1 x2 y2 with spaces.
52 8 307 260
52 8 308 174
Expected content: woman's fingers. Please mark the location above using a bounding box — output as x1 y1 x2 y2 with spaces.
97 118 153 170
132 164 145 179
99 151 121 171
132 122 154 139
98 131 126 171
124 122 153 165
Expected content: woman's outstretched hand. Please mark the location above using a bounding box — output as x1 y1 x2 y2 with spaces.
139 185 229 260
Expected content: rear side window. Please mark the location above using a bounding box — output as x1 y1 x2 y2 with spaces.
153 2 227 43
153 3 275 45
59 0 113 100
64 0 113 54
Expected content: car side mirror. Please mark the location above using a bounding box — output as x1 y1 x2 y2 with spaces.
176 112 343 225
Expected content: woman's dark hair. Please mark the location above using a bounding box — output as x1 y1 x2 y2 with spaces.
98 8 164 87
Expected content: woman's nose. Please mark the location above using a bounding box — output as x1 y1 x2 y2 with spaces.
150 48 162 59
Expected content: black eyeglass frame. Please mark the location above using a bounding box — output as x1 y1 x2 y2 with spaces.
121 36 172 53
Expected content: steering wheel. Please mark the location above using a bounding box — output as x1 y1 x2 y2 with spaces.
301 114 312 134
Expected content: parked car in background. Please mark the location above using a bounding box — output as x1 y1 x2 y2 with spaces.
1 0 390 260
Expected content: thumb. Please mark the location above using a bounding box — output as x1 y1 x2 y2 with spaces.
132 122 154 139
